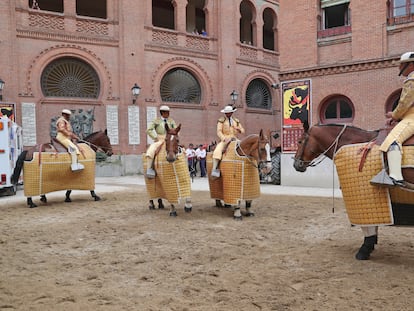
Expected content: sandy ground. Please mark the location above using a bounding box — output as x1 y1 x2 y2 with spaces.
1 185 414 311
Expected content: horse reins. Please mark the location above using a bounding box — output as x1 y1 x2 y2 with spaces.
295 124 348 168
79 139 110 155
237 136 271 169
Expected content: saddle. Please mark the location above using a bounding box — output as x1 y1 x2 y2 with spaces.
375 123 414 146
360 123 414 188
51 137 69 153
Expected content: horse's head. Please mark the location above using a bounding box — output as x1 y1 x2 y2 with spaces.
257 129 272 175
293 121 318 172
239 130 272 175
164 123 181 163
83 130 113 156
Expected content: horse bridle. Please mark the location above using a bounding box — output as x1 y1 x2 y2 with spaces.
237 136 271 169
79 139 112 155
293 124 348 168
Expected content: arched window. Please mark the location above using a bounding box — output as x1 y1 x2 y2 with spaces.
160 68 201 104
29 0 63 12
386 89 402 112
186 0 206 35
41 57 100 98
263 8 276 51
320 95 354 123
240 0 256 45
246 79 272 109
76 0 107 19
152 0 175 30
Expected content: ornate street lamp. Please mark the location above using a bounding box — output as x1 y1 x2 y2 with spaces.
131 83 141 105
230 90 238 106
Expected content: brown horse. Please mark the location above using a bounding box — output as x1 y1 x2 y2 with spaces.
144 123 192 217
293 121 414 260
12 130 113 208
207 130 272 220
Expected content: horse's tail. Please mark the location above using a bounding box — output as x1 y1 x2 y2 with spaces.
11 150 27 184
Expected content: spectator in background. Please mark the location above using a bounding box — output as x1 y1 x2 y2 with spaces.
198 144 207 177
201 29 207 36
186 143 196 174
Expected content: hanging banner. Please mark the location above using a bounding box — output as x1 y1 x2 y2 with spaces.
281 79 311 153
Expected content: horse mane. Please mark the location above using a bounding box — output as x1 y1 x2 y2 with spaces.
83 131 102 141
317 123 380 134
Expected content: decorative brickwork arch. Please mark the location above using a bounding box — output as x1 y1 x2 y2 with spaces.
24 44 114 100
151 57 213 107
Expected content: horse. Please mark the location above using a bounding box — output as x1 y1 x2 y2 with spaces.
293 121 414 260
144 123 192 217
207 130 272 220
12 130 113 208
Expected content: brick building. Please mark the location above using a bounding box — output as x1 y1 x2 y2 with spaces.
278 0 414 186
1 0 413 183
0 0 281 167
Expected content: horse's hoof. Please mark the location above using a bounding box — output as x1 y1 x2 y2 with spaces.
245 212 255 217
224 204 231 208
40 196 47 203
169 211 177 217
149 205 155 210
215 200 223 208
233 216 243 221
65 198 72 203
184 207 192 213
158 204 165 209
29 204 37 208
94 196 101 201
355 236 376 260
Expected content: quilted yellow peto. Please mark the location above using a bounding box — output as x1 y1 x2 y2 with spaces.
334 144 414 226
143 149 191 204
207 142 260 205
23 143 96 197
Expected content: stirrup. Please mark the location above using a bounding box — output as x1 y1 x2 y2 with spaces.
211 169 221 178
370 169 395 187
146 168 156 179
71 163 84 172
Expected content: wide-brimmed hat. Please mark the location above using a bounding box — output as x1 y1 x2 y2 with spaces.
159 105 170 112
400 52 414 63
220 105 237 113
62 109 72 115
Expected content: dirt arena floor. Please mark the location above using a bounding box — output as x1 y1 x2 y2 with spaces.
1 186 414 310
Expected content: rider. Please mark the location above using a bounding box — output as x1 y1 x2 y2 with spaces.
211 105 245 177
372 52 414 187
145 105 177 178
56 109 84 171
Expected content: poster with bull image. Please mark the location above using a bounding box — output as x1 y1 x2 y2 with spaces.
0 103 15 122
281 79 311 152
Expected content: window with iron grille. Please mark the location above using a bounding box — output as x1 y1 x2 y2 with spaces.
41 57 100 98
160 68 201 103
246 79 272 109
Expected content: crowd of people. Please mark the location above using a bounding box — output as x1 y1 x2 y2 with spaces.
185 143 207 177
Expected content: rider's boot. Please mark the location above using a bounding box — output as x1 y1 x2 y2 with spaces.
387 148 404 186
211 158 221 177
146 157 156 179
70 151 84 171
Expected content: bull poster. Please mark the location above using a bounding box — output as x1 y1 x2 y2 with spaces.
281 80 311 152
0 103 15 122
